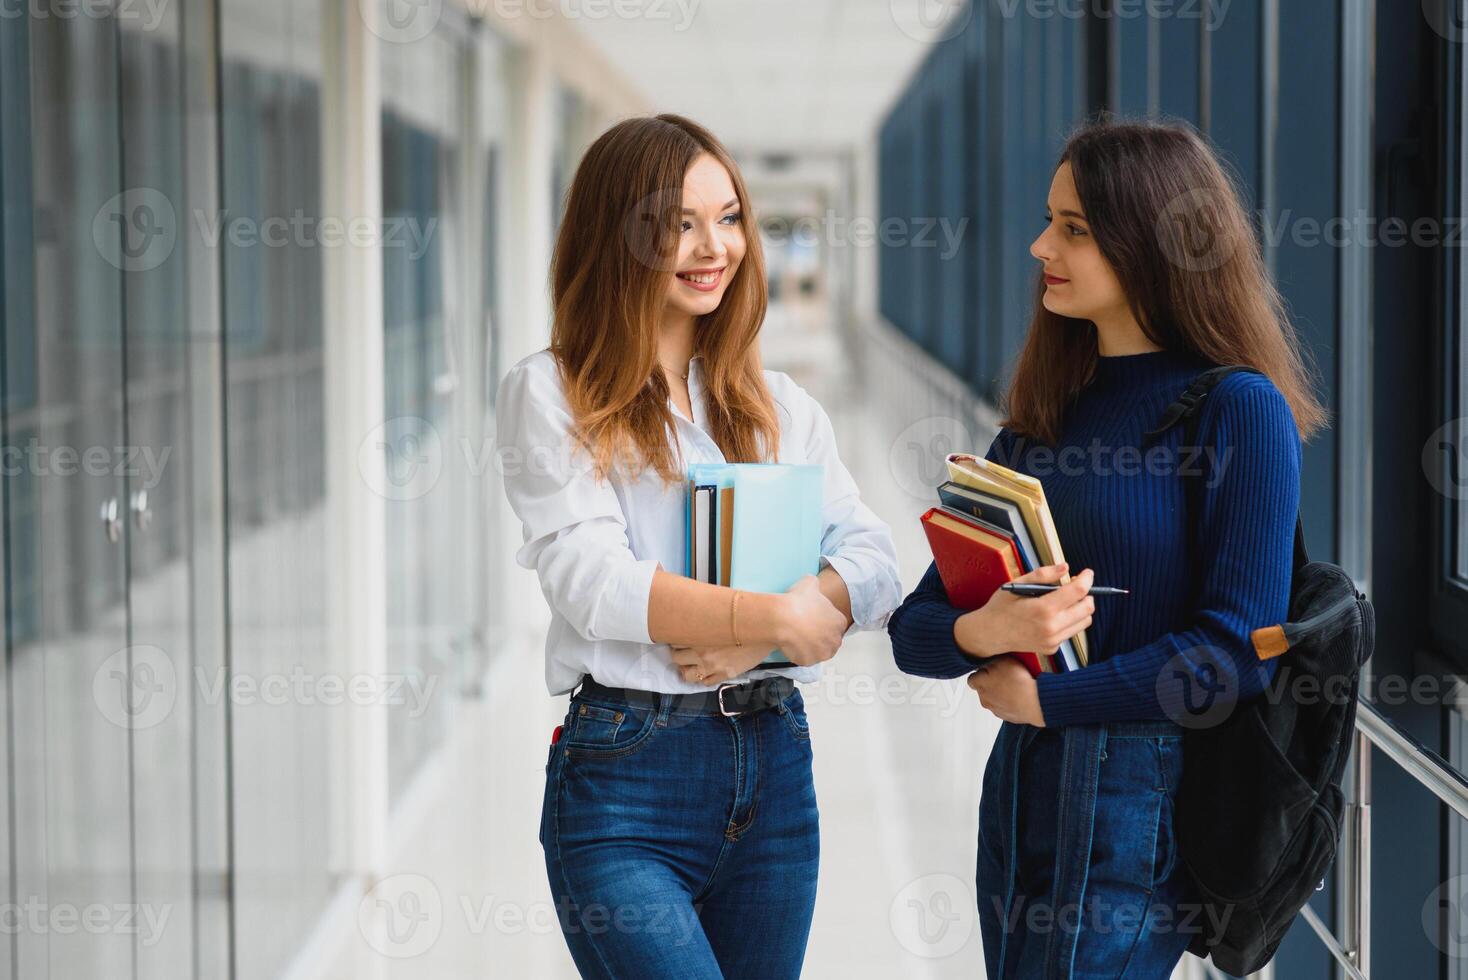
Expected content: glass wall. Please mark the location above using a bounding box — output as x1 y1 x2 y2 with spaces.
0 0 523 976
6 11 133 978
877 6 1083 402
117 4 199 979
550 84 595 235
1 3 205 978
379 14 476 805
481 30 513 409
218 1 334 977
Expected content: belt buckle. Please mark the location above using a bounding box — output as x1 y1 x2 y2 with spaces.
716 683 741 717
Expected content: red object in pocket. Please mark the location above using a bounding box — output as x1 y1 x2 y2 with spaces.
551 724 564 745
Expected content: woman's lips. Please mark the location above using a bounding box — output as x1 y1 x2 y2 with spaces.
676 268 725 292
1044 274 1069 285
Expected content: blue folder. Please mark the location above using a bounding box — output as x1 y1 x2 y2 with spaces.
686 463 825 666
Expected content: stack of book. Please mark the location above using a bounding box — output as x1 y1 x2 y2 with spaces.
921 452 1089 676
685 463 825 667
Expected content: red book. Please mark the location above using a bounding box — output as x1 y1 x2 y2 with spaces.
920 507 1056 677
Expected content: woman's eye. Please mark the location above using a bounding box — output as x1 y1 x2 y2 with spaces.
1042 213 1052 225
1068 225 1088 237
681 214 741 231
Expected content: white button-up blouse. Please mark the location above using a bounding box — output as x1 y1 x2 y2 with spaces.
496 348 902 695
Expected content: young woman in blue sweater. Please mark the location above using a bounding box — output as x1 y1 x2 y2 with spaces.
888 120 1327 978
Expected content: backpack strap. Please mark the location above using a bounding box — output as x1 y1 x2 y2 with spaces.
1141 365 1310 574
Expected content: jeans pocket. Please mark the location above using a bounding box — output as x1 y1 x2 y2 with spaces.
1092 734 1168 898
779 690 811 742
540 730 563 848
562 697 658 761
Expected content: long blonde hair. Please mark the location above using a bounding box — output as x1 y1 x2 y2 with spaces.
549 113 780 483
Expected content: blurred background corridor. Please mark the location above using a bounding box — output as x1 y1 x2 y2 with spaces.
2 0 1467 977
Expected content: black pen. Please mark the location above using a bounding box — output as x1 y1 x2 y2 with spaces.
1000 583 1130 597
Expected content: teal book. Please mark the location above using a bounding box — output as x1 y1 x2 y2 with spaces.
685 463 825 667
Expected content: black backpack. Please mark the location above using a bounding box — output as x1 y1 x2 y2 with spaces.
1141 365 1376 975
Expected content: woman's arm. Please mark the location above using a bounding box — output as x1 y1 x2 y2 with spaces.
665 378 893 685
889 427 1015 678
647 568 843 653
796 380 903 634
662 568 853 684
497 357 845 659
888 560 987 678
1032 377 1299 727
816 565 854 625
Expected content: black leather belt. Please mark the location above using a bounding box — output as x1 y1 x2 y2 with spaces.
576 675 795 719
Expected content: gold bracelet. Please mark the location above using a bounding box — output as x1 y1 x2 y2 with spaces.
730 589 743 647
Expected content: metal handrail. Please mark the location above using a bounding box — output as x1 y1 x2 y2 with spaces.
1298 904 1369 980
1355 700 1468 820
1290 699 1468 980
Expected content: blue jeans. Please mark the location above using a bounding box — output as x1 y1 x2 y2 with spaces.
978 721 1198 979
539 685 820 978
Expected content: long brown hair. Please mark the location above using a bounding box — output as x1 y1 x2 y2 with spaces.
1000 118 1328 446
548 113 779 484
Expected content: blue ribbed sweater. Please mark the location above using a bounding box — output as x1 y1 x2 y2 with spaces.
888 348 1301 727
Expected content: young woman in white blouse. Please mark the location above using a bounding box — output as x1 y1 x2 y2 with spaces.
496 113 901 979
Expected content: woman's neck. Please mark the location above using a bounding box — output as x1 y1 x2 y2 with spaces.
659 312 696 376
1092 310 1163 356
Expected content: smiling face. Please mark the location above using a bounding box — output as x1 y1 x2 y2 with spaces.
1029 161 1130 325
664 152 746 321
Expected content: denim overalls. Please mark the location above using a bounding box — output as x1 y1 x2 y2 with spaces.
977 718 1200 979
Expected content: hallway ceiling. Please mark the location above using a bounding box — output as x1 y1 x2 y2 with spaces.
570 0 963 154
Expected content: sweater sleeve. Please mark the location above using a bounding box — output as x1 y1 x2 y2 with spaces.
888 559 985 678
888 430 1010 678
1034 378 1299 727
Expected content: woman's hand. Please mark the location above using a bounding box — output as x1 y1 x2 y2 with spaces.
968 657 1046 726
954 562 1095 660
772 575 848 666
671 643 775 686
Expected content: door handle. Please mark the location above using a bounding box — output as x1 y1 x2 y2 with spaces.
131 488 152 532
100 497 121 543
